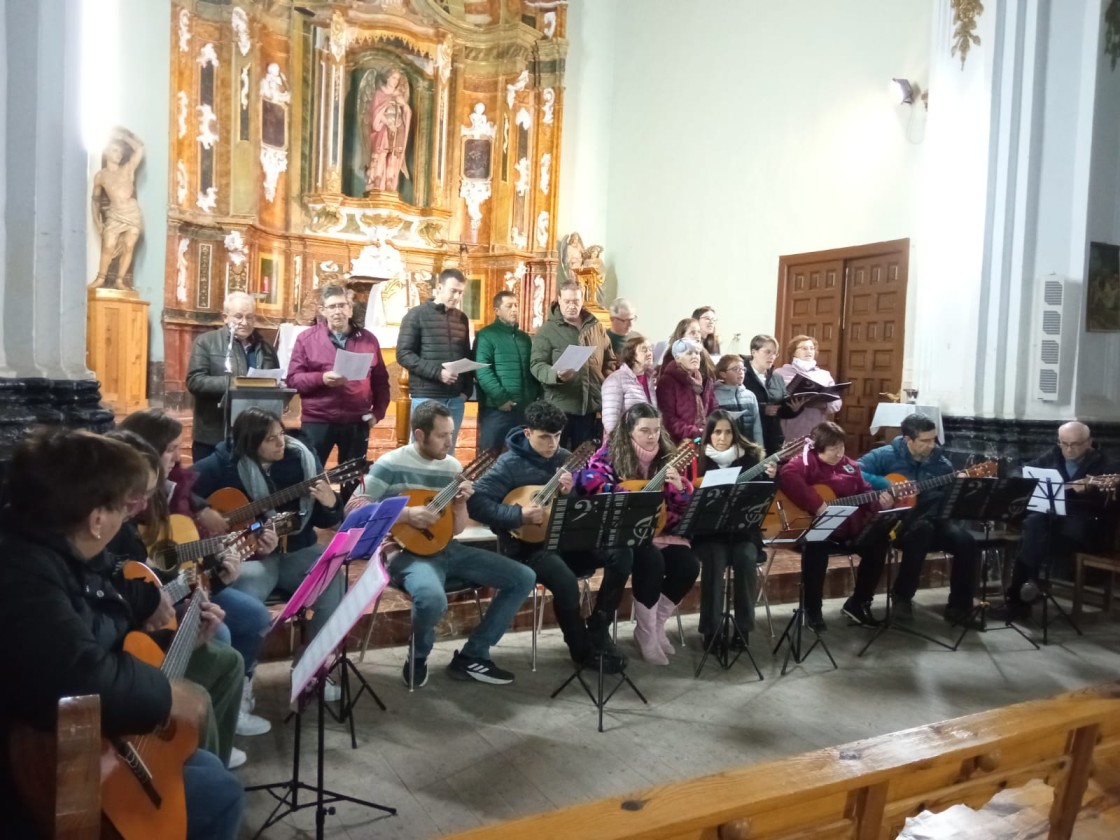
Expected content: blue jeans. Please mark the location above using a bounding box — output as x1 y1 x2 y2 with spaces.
211 585 271 675
478 406 526 451
388 540 536 661
411 396 466 449
231 544 344 641
185 748 244 840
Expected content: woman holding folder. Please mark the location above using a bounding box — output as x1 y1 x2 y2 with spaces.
775 334 843 443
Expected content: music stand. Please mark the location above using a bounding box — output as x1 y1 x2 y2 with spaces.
247 498 405 839
937 476 1042 649
545 492 663 732
674 482 773 680
1024 471 1085 645
771 506 856 676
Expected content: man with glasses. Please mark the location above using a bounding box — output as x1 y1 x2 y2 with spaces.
187 291 280 463
287 284 389 501
995 421 1116 621
607 298 636 355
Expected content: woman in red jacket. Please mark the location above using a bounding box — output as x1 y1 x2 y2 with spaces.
777 422 894 632
656 339 717 444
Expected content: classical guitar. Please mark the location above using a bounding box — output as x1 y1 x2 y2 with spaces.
619 440 697 534
697 435 807 488
206 458 368 529
101 590 209 839
503 440 598 544
391 450 499 556
147 512 296 574
770 460 999 527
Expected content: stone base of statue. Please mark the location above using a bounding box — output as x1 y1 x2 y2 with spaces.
87 288 149 414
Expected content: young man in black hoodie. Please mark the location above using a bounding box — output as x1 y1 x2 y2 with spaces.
468 400 631 672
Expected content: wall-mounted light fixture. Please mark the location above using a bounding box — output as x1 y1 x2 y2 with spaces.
890 78 928 109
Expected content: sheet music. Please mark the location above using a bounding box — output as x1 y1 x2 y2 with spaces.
1023 466 1066 516
702 467 740 487
245 367 284 383
333 348 374 380
442 358 490 375
551 344 595 373
269 528 363 631
805 506 857 542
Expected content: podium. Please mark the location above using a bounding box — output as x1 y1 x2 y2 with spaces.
226 378 296 427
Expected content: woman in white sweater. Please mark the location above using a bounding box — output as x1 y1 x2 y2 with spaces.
601 335 657 434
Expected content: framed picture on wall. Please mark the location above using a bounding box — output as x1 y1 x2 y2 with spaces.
1086 241 1120 332
257 254 283 311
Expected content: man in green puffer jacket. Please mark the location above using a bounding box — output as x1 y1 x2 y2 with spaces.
530 279 615 449
473 290 540 450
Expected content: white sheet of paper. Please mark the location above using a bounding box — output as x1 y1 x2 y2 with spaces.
442 358 490 375
551 344 595 373
1023 466 1066 516
333 349 374 381
702 467 741 487
806 506 857 542
245 367 283 383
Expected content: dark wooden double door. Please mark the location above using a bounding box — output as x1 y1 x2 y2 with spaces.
775 239 909 456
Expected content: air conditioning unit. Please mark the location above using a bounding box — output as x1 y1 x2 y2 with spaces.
1029 274 1078 402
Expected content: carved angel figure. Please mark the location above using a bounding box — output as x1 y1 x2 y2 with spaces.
361 66 412 194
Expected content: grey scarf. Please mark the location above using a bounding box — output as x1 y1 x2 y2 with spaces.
236 435 318 534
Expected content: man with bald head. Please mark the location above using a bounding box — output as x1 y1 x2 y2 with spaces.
187 291 280 462
995 421 1116 621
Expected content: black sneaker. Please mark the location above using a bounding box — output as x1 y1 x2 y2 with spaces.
989 600 1031 624
841 598 882 628
805 609 828 633
893 598 915 623
943 605 985 631
447 650 515 685
401 658 428 688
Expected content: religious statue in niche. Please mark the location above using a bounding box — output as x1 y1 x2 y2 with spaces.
259 63 291 203
561 231 606 305
360 66 413 194
89 127 145 290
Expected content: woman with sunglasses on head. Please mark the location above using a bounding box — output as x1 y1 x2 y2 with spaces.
694 411 777 650
576 402 700 665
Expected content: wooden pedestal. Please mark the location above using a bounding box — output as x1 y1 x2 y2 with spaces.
87 290 149 415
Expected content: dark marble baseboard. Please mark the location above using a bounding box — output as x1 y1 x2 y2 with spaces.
942 416 1120 464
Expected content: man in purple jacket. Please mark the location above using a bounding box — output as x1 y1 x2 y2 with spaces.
287 284 390 501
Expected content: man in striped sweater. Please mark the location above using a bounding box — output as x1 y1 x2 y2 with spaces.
347 401 535 688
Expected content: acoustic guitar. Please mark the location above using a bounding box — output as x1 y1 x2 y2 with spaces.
146 511 295 575
502 440 598 544
619 440 697 534
698 435 807 488
391 450 499 556
101 590 209 839
206 458 367 530
768 460 999 531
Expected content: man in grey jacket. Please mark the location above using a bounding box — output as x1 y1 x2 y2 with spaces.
186 291 280 462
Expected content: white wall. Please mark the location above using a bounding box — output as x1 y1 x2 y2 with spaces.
567 0 934 351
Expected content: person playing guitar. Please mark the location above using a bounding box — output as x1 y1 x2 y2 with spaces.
777 422 895 633
574 402 700 666
117 409 274 747
467 400 630 673
190 408 345 679
0 429 243 839
346 401 535 688
857 414 982 629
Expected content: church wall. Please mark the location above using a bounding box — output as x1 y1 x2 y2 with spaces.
584 0 934 351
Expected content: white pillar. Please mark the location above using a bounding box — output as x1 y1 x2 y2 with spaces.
0 0 11 377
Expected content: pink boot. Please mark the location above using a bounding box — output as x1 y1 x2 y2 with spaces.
633 601 669 665
655 594 677 655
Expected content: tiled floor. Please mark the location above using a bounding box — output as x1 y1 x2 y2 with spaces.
234 589 1120 839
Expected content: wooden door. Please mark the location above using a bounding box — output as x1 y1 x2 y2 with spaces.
776 239 908 456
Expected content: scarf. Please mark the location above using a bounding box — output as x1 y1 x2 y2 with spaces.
792 357 816 373
236 434 319 533
633 440 658 477
705 444 743 468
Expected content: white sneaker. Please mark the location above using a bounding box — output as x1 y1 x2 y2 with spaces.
323 678 342 703
244 674 256 713
227 747 247 769
237 709 272 736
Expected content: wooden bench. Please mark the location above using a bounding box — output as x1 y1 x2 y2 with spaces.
444 681 1120 840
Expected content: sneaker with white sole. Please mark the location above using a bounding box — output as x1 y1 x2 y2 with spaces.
227 747 247 769
323 678 342 703
447 649 515 684
237 676 271 736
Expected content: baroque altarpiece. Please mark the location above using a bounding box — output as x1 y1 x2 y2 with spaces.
163 0 569 404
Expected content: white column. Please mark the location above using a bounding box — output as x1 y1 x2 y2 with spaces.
0 0 12 376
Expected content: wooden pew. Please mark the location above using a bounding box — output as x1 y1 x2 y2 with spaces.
444 682 1120 840
9 694 102 840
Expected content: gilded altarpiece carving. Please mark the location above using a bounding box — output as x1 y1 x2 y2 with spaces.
163 0 568 405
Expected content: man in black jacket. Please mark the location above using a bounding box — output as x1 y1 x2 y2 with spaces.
468 400 630 671
396 269 473 449
995 421 1117 621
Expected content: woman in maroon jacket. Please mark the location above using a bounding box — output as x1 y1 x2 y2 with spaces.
656 339 717 444
777 422 894 632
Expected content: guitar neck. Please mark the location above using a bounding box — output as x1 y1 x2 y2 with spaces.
830 489 881 508
226 471 329 522
160 595 204 682
162 576 192 604
534 447 591 507
738 452 779 483
831 469 972 508
167 534 226 566
427 475 466 515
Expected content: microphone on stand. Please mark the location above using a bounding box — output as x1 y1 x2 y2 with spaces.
225 326 235 374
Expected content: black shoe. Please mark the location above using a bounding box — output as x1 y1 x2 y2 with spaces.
893 598 914 624
447 650 515 685
989 600 1031 624
944 605 985 631
579 648 627 674
841 598 882 628
804 609 828 633
401 657 428 688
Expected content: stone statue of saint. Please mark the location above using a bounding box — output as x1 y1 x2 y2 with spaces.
365 67 412 194
89 127 145 290
561 231 606 305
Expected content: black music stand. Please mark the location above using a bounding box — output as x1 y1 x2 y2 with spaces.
247 528 402 839
545 492 663 732
1024 473 1086 645
771 507 856 676
675 481 774 680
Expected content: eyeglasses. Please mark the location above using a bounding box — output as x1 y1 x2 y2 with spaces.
322 302 351 311
1058 439 1089 449
613 315 635 323
228 313 255 323
725 366 745 373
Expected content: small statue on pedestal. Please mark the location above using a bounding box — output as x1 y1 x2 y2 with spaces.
89 127 145 291
561 231 606 305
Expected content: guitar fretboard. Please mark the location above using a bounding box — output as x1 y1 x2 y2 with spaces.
533 444 595 507
223 459 362 523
